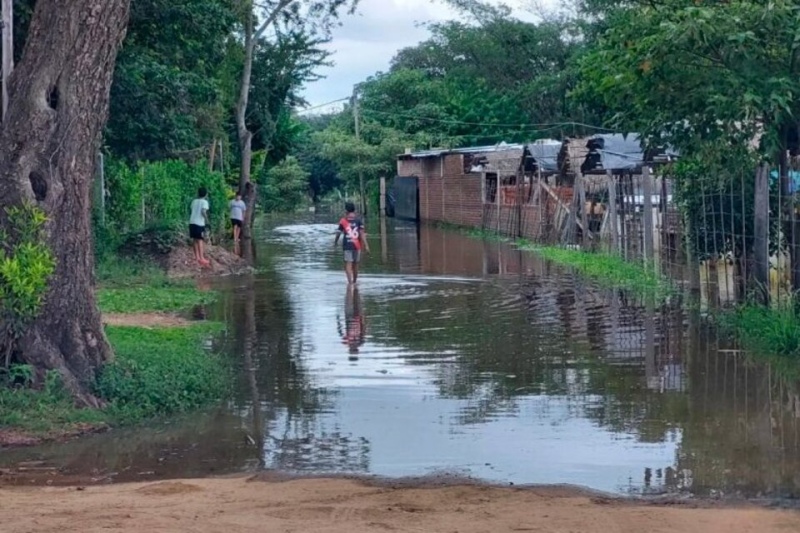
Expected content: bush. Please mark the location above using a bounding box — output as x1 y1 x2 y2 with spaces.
102 157 231 241
0 204 56 367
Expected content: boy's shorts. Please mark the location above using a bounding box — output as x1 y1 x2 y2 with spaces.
344 250 361 263
189 224 205 240
231 218 242 228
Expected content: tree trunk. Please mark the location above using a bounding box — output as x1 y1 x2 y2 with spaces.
236 8 256 242
0 0 131 405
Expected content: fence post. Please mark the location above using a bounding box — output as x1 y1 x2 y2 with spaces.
607 170 618 253
642 165 654 266
379 176 386 217
753 163 770 304
578 173 588 246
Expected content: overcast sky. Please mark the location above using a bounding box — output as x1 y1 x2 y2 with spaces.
299 0 542 112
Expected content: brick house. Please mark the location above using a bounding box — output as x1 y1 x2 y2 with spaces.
396 141 572 241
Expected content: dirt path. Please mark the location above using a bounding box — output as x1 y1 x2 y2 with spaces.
3 476 798 533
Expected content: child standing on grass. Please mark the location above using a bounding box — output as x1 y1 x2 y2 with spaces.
334 201 370 284
229 192 246 242
189 187 210 266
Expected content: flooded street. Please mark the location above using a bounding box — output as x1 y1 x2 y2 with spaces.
3 220 800 499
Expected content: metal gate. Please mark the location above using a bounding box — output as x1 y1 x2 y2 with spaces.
391 176 419 222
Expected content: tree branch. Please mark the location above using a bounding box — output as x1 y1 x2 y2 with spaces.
254 0 295 40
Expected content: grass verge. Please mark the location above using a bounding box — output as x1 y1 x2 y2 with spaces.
1 255 228 443
441 223 673 300
715 303 800 379
520 243 672 300
96 255 217 314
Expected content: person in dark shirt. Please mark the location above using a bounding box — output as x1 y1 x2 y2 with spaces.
334 201 370 284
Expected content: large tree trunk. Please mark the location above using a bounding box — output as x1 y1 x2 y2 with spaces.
0 0 131 405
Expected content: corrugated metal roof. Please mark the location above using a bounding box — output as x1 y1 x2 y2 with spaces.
582 134 679 172
526 139 561 173
400 142 524 159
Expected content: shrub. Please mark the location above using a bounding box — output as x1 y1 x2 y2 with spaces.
102 157 230 241
0 204 56 368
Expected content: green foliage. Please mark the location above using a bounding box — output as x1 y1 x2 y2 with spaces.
248 29 332 163
97 324 229 421
0 369 106 434
720 303 800 362
97 286 217 314
107 0 238 160
577 0 800 157
261 156 311 212
96 255 182 288
0 205 56 365
103 158 229 241
668 142 781 261
522 244 672 299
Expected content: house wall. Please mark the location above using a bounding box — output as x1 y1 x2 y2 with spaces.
399 154 575 242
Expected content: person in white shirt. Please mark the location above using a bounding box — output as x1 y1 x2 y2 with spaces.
229 192 247 242
189 187 210 266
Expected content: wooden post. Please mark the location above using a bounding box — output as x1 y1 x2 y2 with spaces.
607 170 618 252
1 0 13 120
380 214 388 263
577 173 588 247
753 163 770 304
379 176 386 216
208 140 217 173
642 166 655 265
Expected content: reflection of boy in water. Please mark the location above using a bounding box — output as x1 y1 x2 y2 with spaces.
341 285 365 359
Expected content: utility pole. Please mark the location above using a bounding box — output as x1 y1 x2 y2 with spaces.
1 0 13 121
352 85 367 216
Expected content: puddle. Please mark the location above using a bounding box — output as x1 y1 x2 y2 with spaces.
2 221 800 499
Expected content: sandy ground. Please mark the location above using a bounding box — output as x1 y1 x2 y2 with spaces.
2 476 799 533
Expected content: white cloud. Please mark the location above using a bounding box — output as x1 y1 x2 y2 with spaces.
299 0 543 110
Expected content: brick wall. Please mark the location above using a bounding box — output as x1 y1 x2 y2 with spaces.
404 153 576 243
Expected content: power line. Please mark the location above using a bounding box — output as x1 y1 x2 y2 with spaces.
294 94 617 133
295 97 350 115
362 107 616 131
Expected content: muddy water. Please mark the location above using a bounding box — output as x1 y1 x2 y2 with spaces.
2 221 800 499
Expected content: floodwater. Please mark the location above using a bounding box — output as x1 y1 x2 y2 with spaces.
2 220 800 499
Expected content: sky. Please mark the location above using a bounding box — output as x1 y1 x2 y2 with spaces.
299 0 542 113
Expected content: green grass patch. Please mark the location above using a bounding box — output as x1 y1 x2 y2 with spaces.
98 324 229 422
0 323 229 437
96 255 217 314
2 253 228 440
96 255 176 288
439 222 673 299
521 243 672 299
0 370 107 434
716 303 800 379
97 286 217 314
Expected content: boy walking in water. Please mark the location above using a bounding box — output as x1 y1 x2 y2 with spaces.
189 187 210 266
229 192 246 242
334 201 370 284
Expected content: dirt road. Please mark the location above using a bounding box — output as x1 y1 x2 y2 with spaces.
3 476 799 533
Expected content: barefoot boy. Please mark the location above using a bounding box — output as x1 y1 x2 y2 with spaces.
189 187 210 266
229 192 246 242
334 202 370 284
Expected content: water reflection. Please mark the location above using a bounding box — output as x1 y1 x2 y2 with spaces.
1 220 799 499
338 286 366 359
